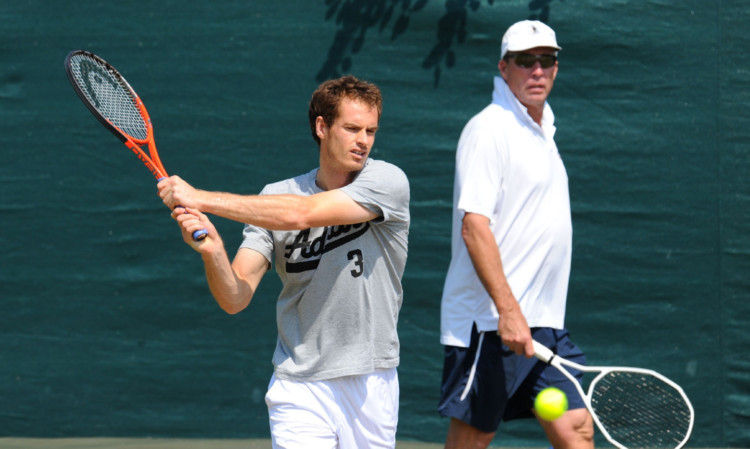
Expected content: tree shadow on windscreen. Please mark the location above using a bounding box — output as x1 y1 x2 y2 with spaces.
315 0 431 82
316 0 562 88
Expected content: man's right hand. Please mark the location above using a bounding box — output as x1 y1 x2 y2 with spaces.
497 304 534 358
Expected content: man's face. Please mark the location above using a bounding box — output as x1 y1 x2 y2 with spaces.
317 98 379 174
499 47 558 111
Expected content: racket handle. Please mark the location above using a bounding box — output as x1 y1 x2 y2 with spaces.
192 228 208 241
157 177 208 242
533 340 555 363
174 207 208 241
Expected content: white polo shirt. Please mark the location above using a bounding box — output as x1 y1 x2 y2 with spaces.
440 76 572 348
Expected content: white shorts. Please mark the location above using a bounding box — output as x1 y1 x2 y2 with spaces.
265 368 399 449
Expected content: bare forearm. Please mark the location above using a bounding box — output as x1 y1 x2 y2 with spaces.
462 223 517 314
160 176 377 231
196 189 377 231
195 191 310 230
462 213 533 356
200 246 253 314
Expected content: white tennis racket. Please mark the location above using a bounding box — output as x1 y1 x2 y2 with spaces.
533 340 694 449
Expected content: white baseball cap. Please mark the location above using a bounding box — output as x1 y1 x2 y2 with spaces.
501 20 561 59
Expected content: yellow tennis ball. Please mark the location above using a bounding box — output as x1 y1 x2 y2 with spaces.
534 387 568 421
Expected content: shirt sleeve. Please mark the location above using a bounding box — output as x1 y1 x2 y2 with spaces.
339 160 410 225
455 117 504 221
238 185 274 264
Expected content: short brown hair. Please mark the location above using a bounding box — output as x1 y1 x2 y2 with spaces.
308 75 383 145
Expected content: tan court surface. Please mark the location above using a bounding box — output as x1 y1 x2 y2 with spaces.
0 439 462 449
0 440 721 449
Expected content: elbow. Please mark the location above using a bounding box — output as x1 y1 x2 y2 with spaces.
219 301 249 315
285 216 312 231
284 203 316 230
223 306 244 315
214 293 252 315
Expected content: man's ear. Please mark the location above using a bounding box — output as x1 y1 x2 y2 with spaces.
498 59 509 81
315 116 327 140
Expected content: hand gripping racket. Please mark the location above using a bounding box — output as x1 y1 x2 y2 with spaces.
64 50 207 241
533 340 694 449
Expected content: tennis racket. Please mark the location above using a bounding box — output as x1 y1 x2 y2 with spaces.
533 340 694 449
64 50 207 241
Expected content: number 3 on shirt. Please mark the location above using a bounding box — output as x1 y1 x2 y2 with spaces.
348 249 364 277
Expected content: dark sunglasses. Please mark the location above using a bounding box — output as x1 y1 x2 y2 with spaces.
506 53 557 69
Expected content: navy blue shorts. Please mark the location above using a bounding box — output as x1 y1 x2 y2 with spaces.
437 326 587 433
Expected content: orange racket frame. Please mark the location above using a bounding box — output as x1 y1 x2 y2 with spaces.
64 50 206 240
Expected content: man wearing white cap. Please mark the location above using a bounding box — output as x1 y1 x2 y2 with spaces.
438 20 594 448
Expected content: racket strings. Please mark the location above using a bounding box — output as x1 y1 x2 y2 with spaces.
591 371 692 449
69 54 148 141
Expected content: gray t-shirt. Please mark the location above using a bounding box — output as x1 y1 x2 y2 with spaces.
240 158 410 381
